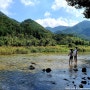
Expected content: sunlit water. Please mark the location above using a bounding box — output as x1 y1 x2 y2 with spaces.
0 54 90 90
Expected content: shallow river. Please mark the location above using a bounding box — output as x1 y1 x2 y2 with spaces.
0 54 90 90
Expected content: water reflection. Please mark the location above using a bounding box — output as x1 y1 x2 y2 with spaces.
69 64 78 79
0 70 56 90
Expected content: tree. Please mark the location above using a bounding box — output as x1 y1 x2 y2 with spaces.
66 0 90 18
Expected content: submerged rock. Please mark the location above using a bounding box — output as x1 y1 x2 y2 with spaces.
31 62 36 65
79 84 83 88
82 67 87 72
29 65 35 70
42 69 46 72
81 81 87 84
73 68 78 71
46 68 52 73
82 77 86 80
87 77 90 80
51 81 56 85
42 68 52 73
63 78 69 81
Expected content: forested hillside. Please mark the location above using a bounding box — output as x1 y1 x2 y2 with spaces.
0 11 90 47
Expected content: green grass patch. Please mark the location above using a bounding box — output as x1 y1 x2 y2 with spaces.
0 45 90 55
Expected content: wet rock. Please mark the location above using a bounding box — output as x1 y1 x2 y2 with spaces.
81 81 87 84
46 68 52 73
74 85 76 89
63 78 69 81
72 81 74 84
51 81 56 85
29 65 35 70
31 62 36 65
42 69 46 72
82 77 86 80
82 67 87 72
73 68 78 71
87 77 90 80
79 84 83 88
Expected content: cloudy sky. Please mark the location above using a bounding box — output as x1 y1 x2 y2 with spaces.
0 0 89 27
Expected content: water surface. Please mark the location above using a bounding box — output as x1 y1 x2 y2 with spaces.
0 54 90 90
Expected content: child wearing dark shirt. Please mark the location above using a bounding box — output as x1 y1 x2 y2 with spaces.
68 49 73 65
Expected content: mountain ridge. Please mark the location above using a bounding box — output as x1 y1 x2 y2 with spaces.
46 20 90 40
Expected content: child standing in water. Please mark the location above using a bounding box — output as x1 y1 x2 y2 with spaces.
73 47 78 65
68 49 73 65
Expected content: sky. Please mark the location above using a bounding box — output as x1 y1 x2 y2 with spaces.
0 0 89 28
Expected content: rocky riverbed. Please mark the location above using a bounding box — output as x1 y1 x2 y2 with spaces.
0 54 90 90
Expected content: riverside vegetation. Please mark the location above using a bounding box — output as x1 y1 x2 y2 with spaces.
0 11 90 55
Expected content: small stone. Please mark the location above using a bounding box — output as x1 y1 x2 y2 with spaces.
63 78 69 81
81 81 87 84
82 67 86 72
29 65 35 70
73 68 78 71
72 81 74 84
79 84 83 88
46 68 52 73
82 77 86 80
31 62 36 65
87 77 90 80
42 69 46 72
51 81 56 84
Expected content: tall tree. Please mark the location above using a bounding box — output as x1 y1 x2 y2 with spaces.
66 0 90 18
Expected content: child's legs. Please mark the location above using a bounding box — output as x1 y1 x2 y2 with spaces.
69 56 73 65
74 56 77 64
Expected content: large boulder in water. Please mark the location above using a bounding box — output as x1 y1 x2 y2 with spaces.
46 68 52 73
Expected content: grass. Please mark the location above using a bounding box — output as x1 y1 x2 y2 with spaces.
0 45 90 55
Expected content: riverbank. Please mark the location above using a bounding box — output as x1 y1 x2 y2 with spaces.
0 45 90 55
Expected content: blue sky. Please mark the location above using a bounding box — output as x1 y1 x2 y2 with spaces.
0 0 89 27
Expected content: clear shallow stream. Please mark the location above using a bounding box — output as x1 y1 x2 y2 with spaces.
0 54 90 90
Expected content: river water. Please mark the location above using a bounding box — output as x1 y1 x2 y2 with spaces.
0 54 90 90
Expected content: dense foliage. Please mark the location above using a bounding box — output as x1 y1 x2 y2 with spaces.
66 0 90 18
54 34 90 47
0 11 90 47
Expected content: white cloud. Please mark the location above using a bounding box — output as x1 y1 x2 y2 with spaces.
52 0 67 10
20 0 39 6
44 11 51 17
51 0 84 17
0 0 13 14
36 17 79 28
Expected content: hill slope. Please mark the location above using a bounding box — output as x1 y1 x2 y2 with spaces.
0 11 55 46
62 20 90 40
46 26 69 33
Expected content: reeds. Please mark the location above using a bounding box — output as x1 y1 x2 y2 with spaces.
0 45 90 55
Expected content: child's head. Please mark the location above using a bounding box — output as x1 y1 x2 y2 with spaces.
70 49 73 51
75 47 77 49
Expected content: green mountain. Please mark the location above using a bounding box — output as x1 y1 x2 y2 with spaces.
61 20 90 40
20 19 52 39
0 11 21 36
47 20 90 40
0 11 89 46
0 11 55 46
46 26 69 33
